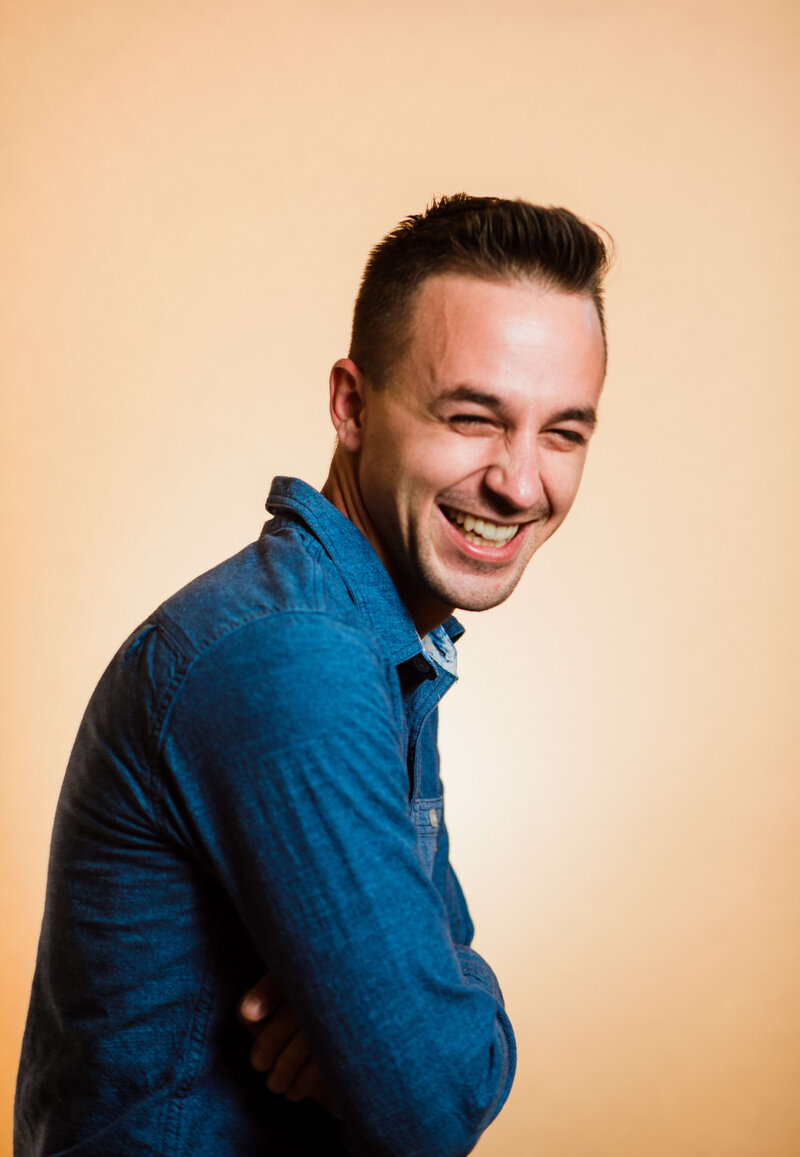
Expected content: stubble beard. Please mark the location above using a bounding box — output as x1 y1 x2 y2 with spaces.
414 493 553 613
405 524 540 617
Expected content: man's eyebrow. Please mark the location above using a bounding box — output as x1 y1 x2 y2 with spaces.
434 386 505 408
548 407 598 427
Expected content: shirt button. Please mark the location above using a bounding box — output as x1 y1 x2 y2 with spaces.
429 809 439 828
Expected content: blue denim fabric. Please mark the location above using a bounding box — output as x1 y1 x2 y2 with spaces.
16 477 516 1157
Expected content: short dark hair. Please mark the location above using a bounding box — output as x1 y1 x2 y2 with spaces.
349 194 612 386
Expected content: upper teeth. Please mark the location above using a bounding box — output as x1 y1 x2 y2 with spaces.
445 507 520 544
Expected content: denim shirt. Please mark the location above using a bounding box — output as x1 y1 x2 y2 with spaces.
16 478 516 1157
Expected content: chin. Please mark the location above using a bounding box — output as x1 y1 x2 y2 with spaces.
425 570 527 615
452 587 521 613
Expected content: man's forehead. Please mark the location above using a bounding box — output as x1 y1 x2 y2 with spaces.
401 274 604 392
409 273 601 350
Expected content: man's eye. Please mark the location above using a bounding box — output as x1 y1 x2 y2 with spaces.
550 428 586 445
450 414 493 427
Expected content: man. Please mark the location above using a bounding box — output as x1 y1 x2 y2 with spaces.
16 195 609 1156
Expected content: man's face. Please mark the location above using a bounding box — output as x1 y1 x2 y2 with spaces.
352 274 606 631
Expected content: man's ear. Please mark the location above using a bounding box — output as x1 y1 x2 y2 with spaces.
329 358 368 451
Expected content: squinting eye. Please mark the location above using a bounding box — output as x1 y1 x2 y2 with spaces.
451 414 493 426
551 429 586 445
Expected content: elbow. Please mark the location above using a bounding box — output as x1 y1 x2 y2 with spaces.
342 1019 515 1157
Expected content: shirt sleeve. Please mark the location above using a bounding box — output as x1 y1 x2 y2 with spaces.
158 609 515 1157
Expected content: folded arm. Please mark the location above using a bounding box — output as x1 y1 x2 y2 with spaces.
159 610 515 1157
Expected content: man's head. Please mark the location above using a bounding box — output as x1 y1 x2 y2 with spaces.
349 194 610 388
324 195 611 636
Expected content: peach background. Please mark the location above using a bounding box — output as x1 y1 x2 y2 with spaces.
3 1 799 1153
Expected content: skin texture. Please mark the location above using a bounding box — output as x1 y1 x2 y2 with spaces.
322 274 606 636
239 272 606 1103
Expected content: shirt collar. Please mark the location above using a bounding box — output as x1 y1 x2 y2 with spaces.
265 476 464 668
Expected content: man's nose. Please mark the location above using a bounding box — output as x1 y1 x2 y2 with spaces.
483 437 546 514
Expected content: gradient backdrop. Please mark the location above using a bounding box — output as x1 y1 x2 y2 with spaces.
3 2 799 1153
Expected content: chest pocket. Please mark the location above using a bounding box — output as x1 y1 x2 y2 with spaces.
410 797 443 879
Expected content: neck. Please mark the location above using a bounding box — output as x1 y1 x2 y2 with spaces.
320 445 374 547
321 446 453 638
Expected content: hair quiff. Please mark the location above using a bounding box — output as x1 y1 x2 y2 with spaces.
349 193 612 386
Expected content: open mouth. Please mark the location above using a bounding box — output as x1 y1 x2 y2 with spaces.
442 505 521 548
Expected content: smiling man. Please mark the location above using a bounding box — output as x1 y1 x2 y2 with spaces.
325 271 603 634
16 195 609 1157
